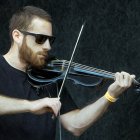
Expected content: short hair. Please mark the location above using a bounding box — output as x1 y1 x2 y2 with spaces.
9 6 52 42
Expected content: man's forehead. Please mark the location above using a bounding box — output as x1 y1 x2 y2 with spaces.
28 17 52 35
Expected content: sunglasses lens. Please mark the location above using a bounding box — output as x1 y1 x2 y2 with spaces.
35 35 47 44
35 35 55 45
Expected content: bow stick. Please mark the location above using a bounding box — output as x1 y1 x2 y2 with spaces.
58 22 86 98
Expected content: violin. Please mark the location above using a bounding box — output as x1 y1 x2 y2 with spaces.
27 57 140 92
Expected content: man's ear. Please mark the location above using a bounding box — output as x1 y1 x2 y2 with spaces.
12 29 24 45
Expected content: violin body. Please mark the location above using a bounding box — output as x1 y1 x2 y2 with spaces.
27 61 105 87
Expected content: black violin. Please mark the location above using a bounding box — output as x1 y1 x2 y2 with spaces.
27 57 140 92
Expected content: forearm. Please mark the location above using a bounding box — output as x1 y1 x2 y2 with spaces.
0 95 30 115
61 96 111 136
0 95 61 116
74 96 110 131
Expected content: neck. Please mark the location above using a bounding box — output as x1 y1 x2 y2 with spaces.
3 45 28 72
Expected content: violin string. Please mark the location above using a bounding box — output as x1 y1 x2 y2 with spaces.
51 60 115 78
53 61 114 76
73 62 113 75
51 60 112 73
52 60 105 73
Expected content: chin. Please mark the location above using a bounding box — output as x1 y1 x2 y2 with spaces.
32 60 46 68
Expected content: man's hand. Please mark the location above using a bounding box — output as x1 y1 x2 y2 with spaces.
30 97 61 116
107 71 135 98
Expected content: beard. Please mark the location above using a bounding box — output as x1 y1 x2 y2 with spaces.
19 38 48 69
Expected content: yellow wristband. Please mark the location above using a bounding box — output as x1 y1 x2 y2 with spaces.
104 92 118 103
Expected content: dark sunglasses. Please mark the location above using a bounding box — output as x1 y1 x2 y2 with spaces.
19 30 55 45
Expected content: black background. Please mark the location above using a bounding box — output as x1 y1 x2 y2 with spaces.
0 0 140 140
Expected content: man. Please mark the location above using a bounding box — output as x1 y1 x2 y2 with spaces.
0 5 135 140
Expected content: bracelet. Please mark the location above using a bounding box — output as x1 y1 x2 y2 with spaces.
104 91 118 103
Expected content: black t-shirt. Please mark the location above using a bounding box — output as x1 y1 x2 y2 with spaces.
0 55 78 140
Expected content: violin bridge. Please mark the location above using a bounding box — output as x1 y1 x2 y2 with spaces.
61 60 66 71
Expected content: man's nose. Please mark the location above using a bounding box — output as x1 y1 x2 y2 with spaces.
42 39 51 50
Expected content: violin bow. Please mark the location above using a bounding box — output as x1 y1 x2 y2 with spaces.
58 22 86 98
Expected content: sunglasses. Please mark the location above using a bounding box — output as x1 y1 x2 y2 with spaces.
19 30 55 45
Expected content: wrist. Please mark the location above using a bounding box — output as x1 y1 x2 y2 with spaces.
23 100 33 113
107 88 121 98
104 91 118 103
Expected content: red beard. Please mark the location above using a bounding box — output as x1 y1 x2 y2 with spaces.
19 38 48 68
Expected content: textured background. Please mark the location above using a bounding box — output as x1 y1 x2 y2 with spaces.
0 0 140 140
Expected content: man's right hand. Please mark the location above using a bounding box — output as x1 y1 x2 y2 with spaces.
30 97 61 116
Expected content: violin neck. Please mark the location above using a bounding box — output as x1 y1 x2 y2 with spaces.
73 67 115 79
51 59 115 80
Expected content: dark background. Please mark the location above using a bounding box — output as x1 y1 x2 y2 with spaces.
0 0 140 140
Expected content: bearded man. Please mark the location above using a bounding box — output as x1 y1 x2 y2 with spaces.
0 5 135 140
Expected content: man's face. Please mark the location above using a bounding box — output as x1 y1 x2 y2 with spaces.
19 18 53 68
